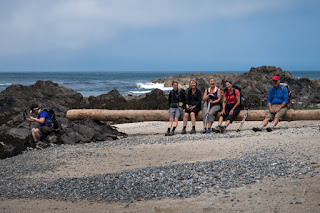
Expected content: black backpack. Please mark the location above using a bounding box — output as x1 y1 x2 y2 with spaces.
43 108 59 129
225 85 244 109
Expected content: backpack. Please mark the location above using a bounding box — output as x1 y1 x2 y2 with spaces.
271 83 291 106
43 108 59 129
225 85 244 109
170 88 184 107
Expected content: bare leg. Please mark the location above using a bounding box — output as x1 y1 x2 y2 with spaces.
218 116 223 126
173 118 179 127
225 120 231 127
208 121 213 129
190 112 196 126
261 117 271 127
183 113 189 127
31 128 41 142
272 117 280 126
168 118 174 128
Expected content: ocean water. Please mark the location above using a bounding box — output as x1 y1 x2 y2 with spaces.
0 71 319 97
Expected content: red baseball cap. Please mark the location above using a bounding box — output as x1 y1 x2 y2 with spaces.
272 76 280 81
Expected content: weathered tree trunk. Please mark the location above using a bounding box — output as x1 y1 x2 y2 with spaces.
66 109 320 122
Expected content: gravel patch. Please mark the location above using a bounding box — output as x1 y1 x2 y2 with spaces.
0 146 318 203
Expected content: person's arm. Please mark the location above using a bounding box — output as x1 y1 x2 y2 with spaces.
186 90 190 109
28 116 45 124
267 88 275 113
229 90 240 115
203 89 208 101
221 92 227 114
168 91 172 108
196 89 202 108
275 87 288 112
180 89 187 108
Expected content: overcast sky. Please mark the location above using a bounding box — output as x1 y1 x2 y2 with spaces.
0 0 319 72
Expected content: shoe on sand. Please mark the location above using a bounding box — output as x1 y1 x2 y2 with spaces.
170 130 175 136
200 128 207 134
220 126 226 133
213 126 220 133
181 128 186 134
253 127 262 132
190 128 196 134
165 130 171 136
266 127 273 132
206 129 211 133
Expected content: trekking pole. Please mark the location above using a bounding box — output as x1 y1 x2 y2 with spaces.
236 103 254 132
205 102 211 129
22 110 33 146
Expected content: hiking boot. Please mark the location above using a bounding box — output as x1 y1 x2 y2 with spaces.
206 129 211 133
165 130 171 136
213 126 220 133
181 128 186 134
253 127 262 132
200 128 207 134
170 130 175 136
220 126 226 133
36 141 47 149
190 128 196 134
266 127 273 132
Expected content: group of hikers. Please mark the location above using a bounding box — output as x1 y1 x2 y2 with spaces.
26 75 288 146
165 75 289 136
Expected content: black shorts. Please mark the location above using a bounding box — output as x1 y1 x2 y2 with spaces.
220 104 241 123
185 106 201 116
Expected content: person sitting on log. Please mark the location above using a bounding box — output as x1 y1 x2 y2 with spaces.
201 78 222 133
165 81 186 136
253 75 288 132
182 80 202 134
215 81 241 133
27 104 54 146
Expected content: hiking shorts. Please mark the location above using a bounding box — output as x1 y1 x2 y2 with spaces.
220 104 241 123
265 104 287 120
38 126 54 134
202 102 221 123
169 107 183 119
185 106 201 116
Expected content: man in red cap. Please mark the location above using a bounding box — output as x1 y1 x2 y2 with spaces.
253 75 289 132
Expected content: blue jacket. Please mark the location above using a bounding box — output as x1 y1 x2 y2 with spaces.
267 85 288 104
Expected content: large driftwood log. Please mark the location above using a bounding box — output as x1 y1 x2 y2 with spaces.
66 109 320 122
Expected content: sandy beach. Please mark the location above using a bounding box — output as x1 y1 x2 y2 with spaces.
1 120 320 213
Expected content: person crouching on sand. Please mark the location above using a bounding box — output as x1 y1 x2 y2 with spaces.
253 75 288 132
181 80 202 134
215 81 241 133
165 81 186 136
201 78 222 133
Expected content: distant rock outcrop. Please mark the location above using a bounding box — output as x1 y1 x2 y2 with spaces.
151 66 320 108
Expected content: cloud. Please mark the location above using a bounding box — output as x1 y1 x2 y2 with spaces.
0 0 302 55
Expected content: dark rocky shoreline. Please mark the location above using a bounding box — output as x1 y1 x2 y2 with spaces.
0 66 319 159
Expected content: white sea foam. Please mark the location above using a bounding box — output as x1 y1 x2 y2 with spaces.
0 83 12 86
136 82 171 90
128 90 152 94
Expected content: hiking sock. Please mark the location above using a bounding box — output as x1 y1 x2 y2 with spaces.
167 128 171 132
269 124 275 129
172 126 176 132
192 126 195 130
258 125 264 130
